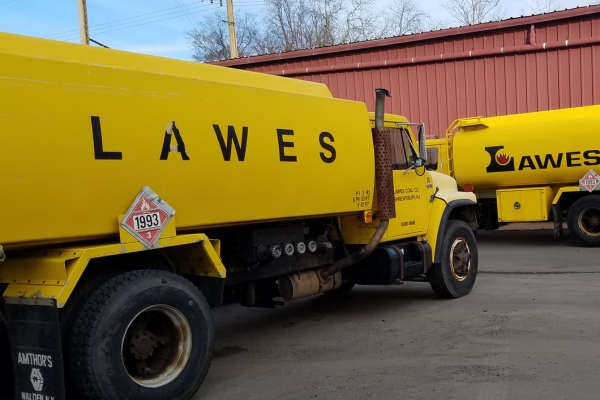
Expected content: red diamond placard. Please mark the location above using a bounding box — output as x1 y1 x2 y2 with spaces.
120 187 175 249
579 170 600 193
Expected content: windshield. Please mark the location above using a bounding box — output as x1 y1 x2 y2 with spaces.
390 127 418 170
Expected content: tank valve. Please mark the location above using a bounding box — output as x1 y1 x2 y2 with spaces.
283 243 295 256
295 242 306 254
307 240 318 253
270 244 282 258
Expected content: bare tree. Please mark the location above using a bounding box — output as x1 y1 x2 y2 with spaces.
339 0 382 43
384 0 428 36
522 0 562 14
442 0 505 25
310 0 344 46
263 0 385 51
190 0 393 59
263 0 317 51
187 10 262 62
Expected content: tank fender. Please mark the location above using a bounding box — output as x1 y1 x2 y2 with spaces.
429 199 478 264
0 234 225 308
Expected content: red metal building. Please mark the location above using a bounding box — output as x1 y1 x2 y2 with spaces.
216 6 600 136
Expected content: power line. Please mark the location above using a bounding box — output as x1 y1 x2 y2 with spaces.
55 4 226 42
175 0 198 26
46 0 265 43
46 1 217 39
68 1 263 42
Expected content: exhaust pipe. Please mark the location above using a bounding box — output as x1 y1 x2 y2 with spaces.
321 88 395 279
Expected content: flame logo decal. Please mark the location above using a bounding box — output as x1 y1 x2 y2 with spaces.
496 153 511 165
485 146 515 173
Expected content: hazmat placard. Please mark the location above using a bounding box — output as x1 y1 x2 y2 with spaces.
120 186 175 249
579 170 600 192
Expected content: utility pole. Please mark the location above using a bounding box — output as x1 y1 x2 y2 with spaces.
225 0 239 58
76 0 90 45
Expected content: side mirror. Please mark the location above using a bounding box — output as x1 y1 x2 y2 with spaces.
418 124 427 163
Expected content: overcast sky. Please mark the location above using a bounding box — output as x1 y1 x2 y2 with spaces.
0 0 596 61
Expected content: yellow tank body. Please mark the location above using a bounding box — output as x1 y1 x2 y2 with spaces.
0 33 375 249
450 106 600 191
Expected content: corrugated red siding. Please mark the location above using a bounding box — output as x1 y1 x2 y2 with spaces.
217 7 600 136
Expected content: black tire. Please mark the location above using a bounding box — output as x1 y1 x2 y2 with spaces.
61 268 128 348
567 195 600 247
428 220 478 299
61 268 126 397
68 270 213 400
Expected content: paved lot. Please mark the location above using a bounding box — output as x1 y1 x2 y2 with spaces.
196 228 600 400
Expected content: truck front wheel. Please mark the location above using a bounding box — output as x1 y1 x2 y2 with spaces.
567 195 600 247
68 270 213 400
428 220 478 298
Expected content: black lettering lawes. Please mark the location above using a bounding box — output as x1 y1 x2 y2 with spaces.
90 117 338 163
319 132 336 163
486 143 600 173
277 129 297 162
91 116 122 160
213 124 248 161
160 121 189 160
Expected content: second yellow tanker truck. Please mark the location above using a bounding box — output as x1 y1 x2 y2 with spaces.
427 106 600 246
0 33 478 400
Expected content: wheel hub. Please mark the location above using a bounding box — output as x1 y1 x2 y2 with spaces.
450 237 471 281
121 305 192 388
129 329 158 360
579 207 600 236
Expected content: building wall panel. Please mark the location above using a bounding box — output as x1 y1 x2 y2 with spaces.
219 7 600 135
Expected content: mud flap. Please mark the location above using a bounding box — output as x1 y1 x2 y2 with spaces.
552 203 563 239
0 308 14 400
4 299 65 400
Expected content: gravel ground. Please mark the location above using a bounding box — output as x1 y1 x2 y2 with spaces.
195 228 600 400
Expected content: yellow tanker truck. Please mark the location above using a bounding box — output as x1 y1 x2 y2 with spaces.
426 106 600 246
0 33 479 400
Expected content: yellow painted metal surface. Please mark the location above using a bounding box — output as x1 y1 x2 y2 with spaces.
0 33 374 250
160 239 225 278
1 233 224 307
552 186 581 204
447 105 600 191
496 187 554 222
421 172 477 260
425 138 450 175
341 117 475 251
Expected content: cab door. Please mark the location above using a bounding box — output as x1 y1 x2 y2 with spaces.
385 127 434 239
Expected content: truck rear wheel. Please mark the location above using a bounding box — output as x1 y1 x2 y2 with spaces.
428 220 478 298
567 195 600 247
68 270 213 400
